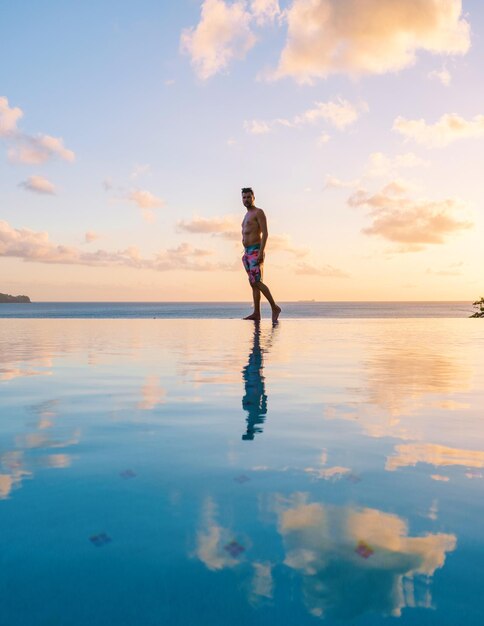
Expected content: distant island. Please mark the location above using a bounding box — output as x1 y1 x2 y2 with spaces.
0 292 31 303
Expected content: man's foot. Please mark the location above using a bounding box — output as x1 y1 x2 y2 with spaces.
272 306 281 323
243 313 261 320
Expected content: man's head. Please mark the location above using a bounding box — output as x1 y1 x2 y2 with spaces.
241 187 255 208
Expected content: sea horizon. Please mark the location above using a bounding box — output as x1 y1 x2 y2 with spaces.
0 300 475 319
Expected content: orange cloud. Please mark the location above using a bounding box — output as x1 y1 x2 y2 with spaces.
0 220 233 272
348 181 472 247
386 443 484 472
177 215 240 239
270 0 469 83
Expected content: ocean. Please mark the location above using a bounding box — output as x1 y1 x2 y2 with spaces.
0 300 474 318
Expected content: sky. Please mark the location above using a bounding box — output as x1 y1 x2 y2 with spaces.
1 0 483 302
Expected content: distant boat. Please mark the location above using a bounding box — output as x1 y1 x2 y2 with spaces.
297 299 316 303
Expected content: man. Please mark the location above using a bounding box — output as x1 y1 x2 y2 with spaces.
241 187 281 322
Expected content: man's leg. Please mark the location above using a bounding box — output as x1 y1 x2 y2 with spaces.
244 285 261 320
256 281 281 322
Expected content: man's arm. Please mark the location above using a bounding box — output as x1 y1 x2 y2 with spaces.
257 209 268 264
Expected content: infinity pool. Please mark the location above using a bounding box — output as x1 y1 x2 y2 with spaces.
0 319 483 625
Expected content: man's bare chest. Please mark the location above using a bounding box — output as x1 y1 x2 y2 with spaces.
242 214 259 230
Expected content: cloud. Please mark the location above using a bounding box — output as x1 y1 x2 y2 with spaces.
196 496 243 571
277 496 456 619
386 443 484 472
250 562 274 605
348 181 473 247
19 175 56 195
305 465 352 480
270 0 470 83
0 96 23 136
295 261 348 277
181 0 256 79
245 97 366 135
177 215 240 240
130 163 151 179
243 119 272 135
8 133 75 164
365 152 429 177
128 189 165 209
84 231 100 244
428 65 452 86
250 0 280 25
128 189 165 222
393 113 484 147
178 215 310 256
0 220 231 272
268 233 309 257
294 98 367 129
324 175 359 190
1 96 75 165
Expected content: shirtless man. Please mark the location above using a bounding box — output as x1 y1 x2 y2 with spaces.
241 187 281 322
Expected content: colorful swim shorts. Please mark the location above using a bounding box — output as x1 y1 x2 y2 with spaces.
242 244 263 285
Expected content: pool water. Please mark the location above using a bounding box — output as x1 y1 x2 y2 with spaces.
0 319 483 625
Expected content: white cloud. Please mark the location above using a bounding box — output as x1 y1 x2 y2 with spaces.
8 133 75 164
270 0 470 83
243 119 272 135
278 498 456 619
244 97 366 135
250 0 280 25
130 163 151 179
181 0 256 79
0 96 23 136
1 97 75 165
348 181 473 247
428 66 452 86
294 98 367 129
365 151 429 177
19 175 56 195
324 175 359 190
0 220 231 272
393 113 484 147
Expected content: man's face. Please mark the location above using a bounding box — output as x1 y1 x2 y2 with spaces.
242 192 254 208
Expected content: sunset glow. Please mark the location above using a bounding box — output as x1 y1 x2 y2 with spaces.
1 1 482 301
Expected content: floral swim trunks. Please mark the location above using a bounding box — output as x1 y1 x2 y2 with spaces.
242 243 263 285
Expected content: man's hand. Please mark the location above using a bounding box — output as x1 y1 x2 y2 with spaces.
257 250 265 265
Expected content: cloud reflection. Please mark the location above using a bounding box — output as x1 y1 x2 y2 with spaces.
276 494 456 620
386 443 484 472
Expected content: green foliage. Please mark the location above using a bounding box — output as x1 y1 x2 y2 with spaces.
470 297 484 318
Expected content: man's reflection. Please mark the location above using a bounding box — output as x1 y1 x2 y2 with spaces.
242 321 277 441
